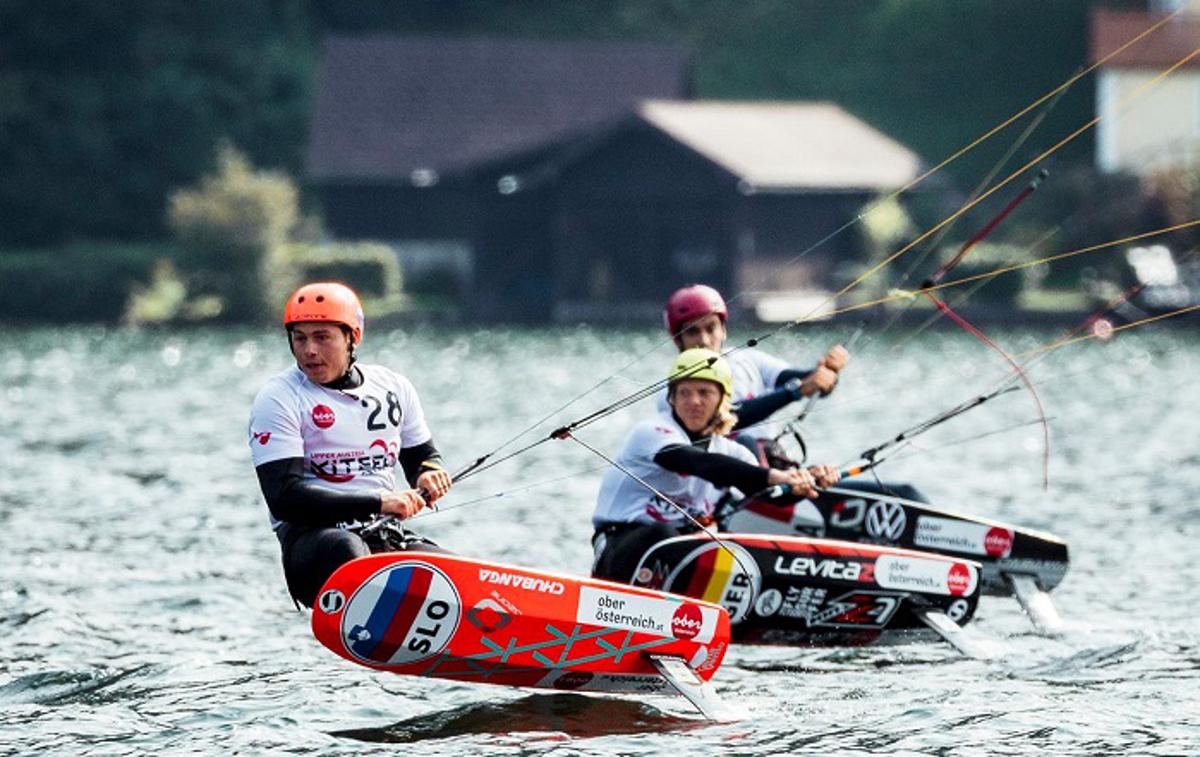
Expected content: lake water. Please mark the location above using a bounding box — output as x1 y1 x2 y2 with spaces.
1 321 1197 755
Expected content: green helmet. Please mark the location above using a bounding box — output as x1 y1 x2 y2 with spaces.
668 347 733 397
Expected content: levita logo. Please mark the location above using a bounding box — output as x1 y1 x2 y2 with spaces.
312 404 336 429
671 603 704 640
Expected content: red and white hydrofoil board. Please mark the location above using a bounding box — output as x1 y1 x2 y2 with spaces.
311 552 732 711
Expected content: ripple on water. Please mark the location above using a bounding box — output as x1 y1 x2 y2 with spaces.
1 325 1199 756
330 692 705 744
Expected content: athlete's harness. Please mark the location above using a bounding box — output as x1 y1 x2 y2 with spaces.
347 515 439 553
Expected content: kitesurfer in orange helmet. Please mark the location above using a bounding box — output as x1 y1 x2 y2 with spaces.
248 282 453 607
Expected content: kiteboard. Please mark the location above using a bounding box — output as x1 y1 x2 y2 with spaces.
311 552 734 719
629 533 985 655
719 484 1068 633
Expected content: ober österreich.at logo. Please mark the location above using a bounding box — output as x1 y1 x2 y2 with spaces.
671 603 704 640
946 563 972 596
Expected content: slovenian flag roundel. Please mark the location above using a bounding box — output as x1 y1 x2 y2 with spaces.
341 562 461 666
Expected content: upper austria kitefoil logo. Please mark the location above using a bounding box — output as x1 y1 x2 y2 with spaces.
312 404 336 429
865 500 907 541
341 562 461 666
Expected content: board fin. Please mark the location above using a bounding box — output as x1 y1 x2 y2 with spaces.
1005 573 1064 635
915 609 994 659
648 655 738 722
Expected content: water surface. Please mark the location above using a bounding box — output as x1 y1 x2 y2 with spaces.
1 323 1197 754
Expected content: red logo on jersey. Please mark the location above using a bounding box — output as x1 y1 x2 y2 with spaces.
671 603 704 640
251 431 271 445
983 527 1013 557
312 405 336 429
946 563 972 597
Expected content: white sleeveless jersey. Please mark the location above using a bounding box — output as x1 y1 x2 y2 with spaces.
248 364 432 528
656 347 792 438
591 412 759 527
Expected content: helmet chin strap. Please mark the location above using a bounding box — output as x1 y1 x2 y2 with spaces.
336 335 359 385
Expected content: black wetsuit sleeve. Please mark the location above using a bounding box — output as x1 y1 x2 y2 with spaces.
255 457 381 527
732 365 827 430
774 367 813 386
653 444 770 493
733 386 799 430
398 439 444 487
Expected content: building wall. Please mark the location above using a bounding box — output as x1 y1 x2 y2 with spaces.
1096 67 1200 174
552 125 740 321
740 193 871 291
463 186 557 322
313 125 903 323
315 184 479 240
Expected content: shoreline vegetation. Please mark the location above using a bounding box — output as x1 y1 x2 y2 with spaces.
3 5 1197 328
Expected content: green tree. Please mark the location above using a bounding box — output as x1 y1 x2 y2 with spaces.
0 0 312 247
311 0 1141 186
168 145 299 322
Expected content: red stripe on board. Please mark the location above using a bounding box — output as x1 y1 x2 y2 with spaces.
372 568 433 662
682 546 719 598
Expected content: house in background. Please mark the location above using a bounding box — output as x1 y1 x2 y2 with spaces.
305 36 927 322
305 35 690 301
1092 1 1200 175
470 101 922 322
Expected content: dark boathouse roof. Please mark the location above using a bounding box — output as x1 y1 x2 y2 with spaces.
306 35 691 183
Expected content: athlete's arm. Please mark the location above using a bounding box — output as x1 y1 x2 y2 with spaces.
653 444 771 493
732 382 804 430
779 366 838 397
774 344 848 397
773 368 810 385
255 457 382 526
398 440 444 486
400 439 451 503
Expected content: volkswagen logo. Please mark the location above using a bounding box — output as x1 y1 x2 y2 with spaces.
864 500 907 541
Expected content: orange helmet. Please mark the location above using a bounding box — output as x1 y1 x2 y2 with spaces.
283 282 365 344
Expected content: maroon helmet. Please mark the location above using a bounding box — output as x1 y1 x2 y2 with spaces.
664 284 727 335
